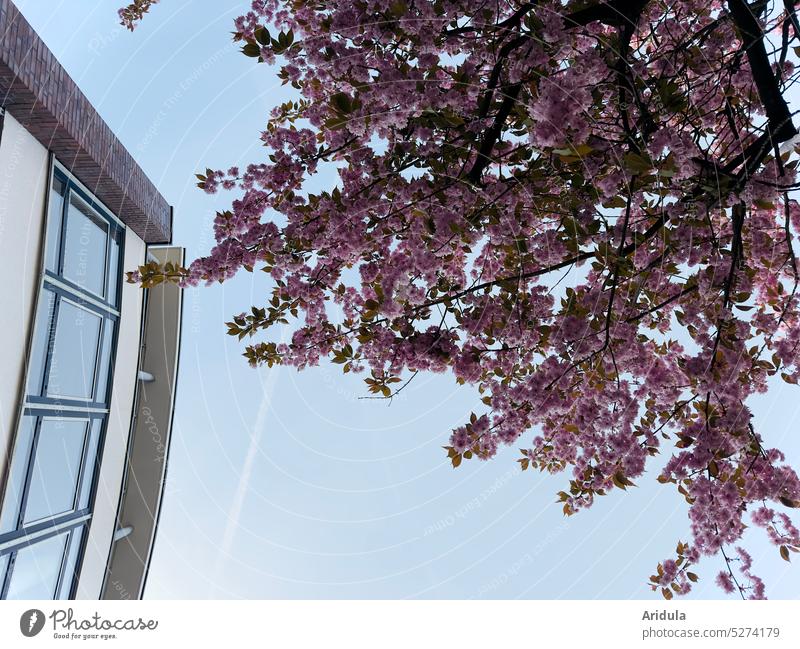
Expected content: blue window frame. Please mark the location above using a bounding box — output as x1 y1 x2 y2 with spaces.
0 164 124 599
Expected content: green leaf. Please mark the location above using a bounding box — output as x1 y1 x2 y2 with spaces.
753 199 775 210
602 195 627 209
623 152 652 174
242 42 261 58
330 92 353 114
389 1 407 18
254 26 270 46
553 143 593 157
779 495 800 508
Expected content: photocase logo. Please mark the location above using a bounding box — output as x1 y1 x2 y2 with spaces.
20 609 45 637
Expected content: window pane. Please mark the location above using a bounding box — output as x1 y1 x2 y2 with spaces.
44 176 66 272
94 320 115 404
57 526 84 600
23 419 88 524
62 195 107 296
25 289 57 397
77 419 102 510
46 300 101 400
0 417 37 534
107 229 121 306
0 553 8 594
4 532 68 600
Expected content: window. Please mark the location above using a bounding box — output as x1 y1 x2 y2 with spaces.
43 176 66 273
23 419 89 524
0 165 124 600
4 532 68 600
62 195 109 297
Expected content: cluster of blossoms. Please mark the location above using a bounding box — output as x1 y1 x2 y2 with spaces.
126 0 800 597
118 0 159 30
715 547 765 598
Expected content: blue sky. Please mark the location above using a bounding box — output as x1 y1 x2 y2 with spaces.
13 0 800 599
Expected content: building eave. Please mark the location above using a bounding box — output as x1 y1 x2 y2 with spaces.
0 0 171 243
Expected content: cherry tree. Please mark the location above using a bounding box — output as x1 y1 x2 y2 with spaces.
122 0 800 598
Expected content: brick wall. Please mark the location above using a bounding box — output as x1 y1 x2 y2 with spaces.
0 0 171 243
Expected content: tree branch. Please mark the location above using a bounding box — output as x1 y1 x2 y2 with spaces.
728 0 797 142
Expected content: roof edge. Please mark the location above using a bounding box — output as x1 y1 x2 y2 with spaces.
0 0 171 243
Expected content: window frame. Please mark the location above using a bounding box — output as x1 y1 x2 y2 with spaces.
19 415 96 527
60 191 112 300
0 160 126 600
37 295 105 403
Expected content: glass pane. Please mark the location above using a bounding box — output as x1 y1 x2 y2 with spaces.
23 419 88 524
107 229 121 306
44 176 66 272
0 553 8 594
77 419 103 510
94 320 115 404
26 289 57 397
62 194 108 296
46 299 101 400
57 526 85 600
0 417 37 534
5 532 68 600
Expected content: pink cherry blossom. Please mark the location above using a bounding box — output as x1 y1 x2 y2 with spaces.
125 0 800 597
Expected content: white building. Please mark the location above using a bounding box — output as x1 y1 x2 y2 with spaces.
0 0 182 600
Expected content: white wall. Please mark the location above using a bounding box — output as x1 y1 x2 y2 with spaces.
0 111 148 599
76 228 146 599
0 111 49 484
102 246 183 600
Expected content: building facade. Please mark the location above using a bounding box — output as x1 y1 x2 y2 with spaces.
0 0 181 600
